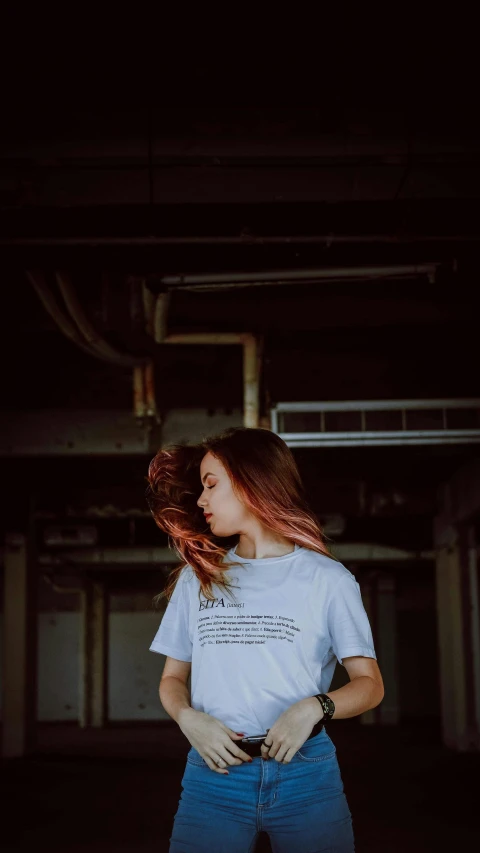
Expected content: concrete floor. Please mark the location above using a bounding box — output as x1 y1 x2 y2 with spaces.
2 719 479 852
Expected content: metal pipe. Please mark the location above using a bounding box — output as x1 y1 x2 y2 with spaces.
55 271 146 367
163 333 245 344
133 365 146 419
243 335 260 428
169 276 432 293
144 361 157 419
153 292 171 344
142 279 156 337
27 270 148 369
26 270 110 363
280 434 480 447
5 235 480 246
273 398 480 412
160 332 260 428
160 264 438 287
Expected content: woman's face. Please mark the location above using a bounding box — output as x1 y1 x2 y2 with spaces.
197 451 250 537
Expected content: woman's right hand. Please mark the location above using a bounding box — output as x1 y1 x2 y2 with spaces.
178 709 253 774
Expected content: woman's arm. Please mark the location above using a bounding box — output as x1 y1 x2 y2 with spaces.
306 656 384 722
159 675 199 726
158 656 197 726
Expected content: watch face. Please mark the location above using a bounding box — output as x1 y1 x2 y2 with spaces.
322 695 335 716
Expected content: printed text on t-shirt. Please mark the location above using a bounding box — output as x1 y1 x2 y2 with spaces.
197 599 301 646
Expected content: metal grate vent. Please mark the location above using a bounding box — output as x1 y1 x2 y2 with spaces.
271 399 480 447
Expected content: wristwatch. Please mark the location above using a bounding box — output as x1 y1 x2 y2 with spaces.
314 693 335 722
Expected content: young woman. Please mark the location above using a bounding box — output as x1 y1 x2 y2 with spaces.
148 426 384 853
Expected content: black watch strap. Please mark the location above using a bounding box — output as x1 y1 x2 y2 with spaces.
314 693 335 722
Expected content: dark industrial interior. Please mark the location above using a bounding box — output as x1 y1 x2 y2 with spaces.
1 40 480 852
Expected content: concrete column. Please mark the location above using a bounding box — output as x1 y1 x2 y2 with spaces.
467 527 480 747
376 573 399 725
433 456 480 751
2 533 37 757
435 540 469 750
79 577 108 728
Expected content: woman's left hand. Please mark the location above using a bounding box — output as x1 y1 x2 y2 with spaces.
260 697 324 764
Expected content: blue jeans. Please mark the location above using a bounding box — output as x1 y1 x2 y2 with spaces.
169 727 355 852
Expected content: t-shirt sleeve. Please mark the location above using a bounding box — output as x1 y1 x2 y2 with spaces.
149 568 193 662
326 573 377 666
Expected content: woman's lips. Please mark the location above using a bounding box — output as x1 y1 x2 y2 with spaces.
205 514 212 521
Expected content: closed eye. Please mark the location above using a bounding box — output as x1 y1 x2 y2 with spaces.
207 485 215 490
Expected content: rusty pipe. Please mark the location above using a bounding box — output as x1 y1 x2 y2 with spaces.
133 365 146 419
144 362 157 419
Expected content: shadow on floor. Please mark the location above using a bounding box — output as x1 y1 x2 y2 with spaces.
1 719 479 852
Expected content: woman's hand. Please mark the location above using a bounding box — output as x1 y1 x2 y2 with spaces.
178 709 253 774
260 698 323 764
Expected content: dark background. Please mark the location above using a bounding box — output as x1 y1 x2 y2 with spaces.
1 20 479 852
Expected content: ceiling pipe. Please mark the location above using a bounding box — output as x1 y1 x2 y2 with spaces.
55 271 147 368
29 270 156 428
144 361 158 420
133 365 146 420
26 270 113 363
27 270 149 368
158 263 439 290
4 235 480 246
160 333 260 430
158 328 261 428
149 288 260 428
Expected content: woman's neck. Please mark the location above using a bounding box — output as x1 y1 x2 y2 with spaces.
235 534 295 560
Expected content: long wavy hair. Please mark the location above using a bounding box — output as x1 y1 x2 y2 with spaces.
146 426 337 607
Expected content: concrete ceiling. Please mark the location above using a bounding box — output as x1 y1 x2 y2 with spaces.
1 71 479 541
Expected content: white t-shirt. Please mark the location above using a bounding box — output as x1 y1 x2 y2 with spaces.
149 544 377 736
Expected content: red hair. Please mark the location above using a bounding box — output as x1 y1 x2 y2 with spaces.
146 426 337 605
